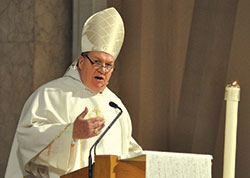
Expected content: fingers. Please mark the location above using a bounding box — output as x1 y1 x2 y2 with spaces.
88 117 105 137
91 117 105 125
92 123 105 135
93 128 101 135
92 118 105 130
97 122 105 131
91 116 104 122
90 117 105 128
78 107 88 120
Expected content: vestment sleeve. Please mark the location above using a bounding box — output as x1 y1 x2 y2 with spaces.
119 101 143 155
16 88 75 175
129 137 143 153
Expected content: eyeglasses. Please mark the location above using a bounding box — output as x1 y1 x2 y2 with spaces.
81 52 114 73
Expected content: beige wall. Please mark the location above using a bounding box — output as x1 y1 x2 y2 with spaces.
0 0 72 177
1 0 249 178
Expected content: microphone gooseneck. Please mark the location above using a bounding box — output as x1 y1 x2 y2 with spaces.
88 101 123 178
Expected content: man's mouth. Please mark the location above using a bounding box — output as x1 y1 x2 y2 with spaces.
94 76 104 80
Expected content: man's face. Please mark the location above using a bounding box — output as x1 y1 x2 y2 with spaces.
78 51 115 93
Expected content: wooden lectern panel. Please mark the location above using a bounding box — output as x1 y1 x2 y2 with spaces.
115 160 145 178
61 155 145 178
61 166 88 178
94 155 118 178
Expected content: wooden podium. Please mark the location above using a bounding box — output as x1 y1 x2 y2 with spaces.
61 155 146 178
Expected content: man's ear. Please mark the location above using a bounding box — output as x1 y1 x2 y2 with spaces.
78 56 84 70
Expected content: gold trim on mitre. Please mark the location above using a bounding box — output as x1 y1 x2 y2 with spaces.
81 7 125 60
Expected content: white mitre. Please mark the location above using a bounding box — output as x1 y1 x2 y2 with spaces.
81 7 125 60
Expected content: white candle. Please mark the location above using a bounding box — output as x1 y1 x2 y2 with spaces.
223 81 240 178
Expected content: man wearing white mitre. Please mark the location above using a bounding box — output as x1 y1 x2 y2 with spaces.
5 7 142 178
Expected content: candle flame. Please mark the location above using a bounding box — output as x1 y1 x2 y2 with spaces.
232 81 238 86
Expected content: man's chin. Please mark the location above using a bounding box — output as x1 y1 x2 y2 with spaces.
92 85 106 93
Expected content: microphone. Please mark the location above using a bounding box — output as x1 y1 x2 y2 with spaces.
88 101 123 178
109 101 119 109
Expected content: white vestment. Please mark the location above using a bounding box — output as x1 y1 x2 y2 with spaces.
5 66 142 178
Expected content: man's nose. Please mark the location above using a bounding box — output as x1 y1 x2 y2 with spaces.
97 65 106 73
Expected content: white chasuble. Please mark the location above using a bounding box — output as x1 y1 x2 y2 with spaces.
5 66 142 178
